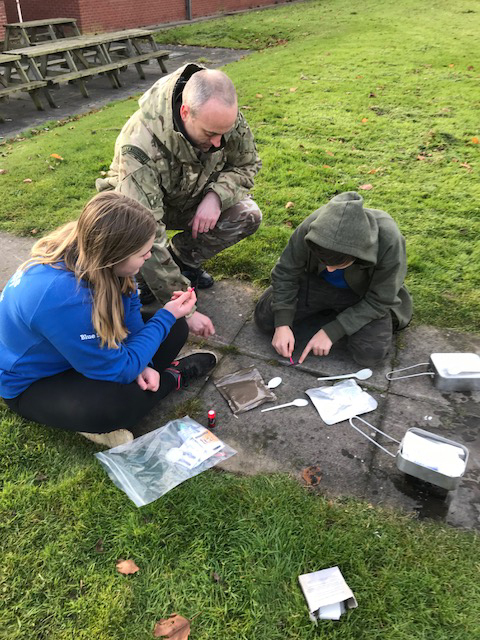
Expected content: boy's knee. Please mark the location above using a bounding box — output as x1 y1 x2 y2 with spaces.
254 288 275 334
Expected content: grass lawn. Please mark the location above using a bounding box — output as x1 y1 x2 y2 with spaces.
1 1 480 637
1 409 479 639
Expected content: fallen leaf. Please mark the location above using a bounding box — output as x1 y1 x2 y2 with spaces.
285 201 295 209
302 465 322 486
50 153 64 160
460 162 472 172
361 118 368 123
274 92 281 97
95 538 104 553
322 164 332 169
0 169 7 175
212 571 227 587
359 183 373 190
241 105 252 110
369 92 376 98
472 137 479 144
417 154 427 161
289 87 297 92
276 38 288 45
449 63 455 68
31 229 38 235
467 65 474 71
300 73 308 80
23 178 33 183
48 165 55 171
368 168 379 174
284 220 293 227
255 93 263 99
153 613 191 639
325 150 334 156
356 75 364 79
116 558 139 575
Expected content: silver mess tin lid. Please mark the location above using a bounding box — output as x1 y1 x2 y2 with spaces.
429 352 480 380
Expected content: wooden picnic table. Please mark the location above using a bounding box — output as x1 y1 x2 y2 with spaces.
4 18 81 50
3 29 169 106
0 52 54 111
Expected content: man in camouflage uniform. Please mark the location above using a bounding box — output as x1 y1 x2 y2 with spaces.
97 63 262 336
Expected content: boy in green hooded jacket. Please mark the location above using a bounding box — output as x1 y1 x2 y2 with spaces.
254 192 412 366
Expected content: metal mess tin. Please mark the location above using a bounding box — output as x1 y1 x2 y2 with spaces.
386 352 480 392
349 418 469 491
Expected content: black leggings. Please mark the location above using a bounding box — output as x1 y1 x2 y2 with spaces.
5 318 189 435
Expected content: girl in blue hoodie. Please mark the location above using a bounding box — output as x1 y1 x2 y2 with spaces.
0 192 216 447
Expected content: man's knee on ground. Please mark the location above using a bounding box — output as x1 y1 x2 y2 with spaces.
254 291 275 334
349 340 392 367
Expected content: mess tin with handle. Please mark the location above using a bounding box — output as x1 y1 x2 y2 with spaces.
348 417 469 491
386 352 480 392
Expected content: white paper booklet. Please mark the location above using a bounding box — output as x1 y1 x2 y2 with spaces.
298 566 358 622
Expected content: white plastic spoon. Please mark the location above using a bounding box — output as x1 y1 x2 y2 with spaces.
261 398 309 412
267 376 282 389
316 368 373 382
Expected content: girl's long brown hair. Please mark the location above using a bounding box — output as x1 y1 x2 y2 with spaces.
21 192 156 348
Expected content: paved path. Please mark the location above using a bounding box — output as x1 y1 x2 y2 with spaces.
0 45 478 531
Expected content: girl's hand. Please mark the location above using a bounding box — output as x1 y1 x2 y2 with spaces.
136 366 160 392
163 289 197 319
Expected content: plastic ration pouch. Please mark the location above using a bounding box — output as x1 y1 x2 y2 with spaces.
95 416 236 507
306 379 377 425
214 365 277 414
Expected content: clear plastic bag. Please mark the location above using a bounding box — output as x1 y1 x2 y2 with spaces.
214 365 277 414
306 379 377 425
95 416 236 507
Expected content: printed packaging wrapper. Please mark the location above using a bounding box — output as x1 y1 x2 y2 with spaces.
95 416 236 507
214 365 277 414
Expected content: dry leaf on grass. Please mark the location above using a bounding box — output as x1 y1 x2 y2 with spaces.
116 558 139 575
322 164 332 169
285 201 295 209
23 178 33 183
460 162 472 172
289 87 297 92
0 169 7 175
359 184 373 190
325 150 334 156
153 613 191 639
302 465 322 486
284 220 293 228
361 118 368 123
255 93 263 99
50 153 64 160
95 538 104 553
472 137 479 144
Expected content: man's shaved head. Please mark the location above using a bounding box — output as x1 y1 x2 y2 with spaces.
183 69 237 116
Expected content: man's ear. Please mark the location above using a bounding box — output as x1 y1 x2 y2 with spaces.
180 103 190 122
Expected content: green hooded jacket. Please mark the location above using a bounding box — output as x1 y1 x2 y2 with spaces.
270 192 413 342
98 63 261 302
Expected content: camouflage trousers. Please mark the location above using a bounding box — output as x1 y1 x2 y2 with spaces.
166 197 262 268
254 275 394 367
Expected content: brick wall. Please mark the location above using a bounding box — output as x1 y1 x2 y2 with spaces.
3 0 288 34
0 1 6 42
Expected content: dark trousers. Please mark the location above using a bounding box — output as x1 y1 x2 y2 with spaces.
254 276 394 367
5 319 189 435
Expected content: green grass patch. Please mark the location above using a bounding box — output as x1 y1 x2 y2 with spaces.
1 406 479 639
0 0 479 332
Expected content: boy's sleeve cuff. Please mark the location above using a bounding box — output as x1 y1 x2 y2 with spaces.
321 319 346 343
274 310 295 328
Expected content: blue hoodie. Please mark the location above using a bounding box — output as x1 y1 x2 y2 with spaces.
0 264 176 399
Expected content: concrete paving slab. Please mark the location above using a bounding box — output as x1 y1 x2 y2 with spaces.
389 325 480 407
196 352 382 499
233 313 392 392
366 393 479 529
0 231 34 289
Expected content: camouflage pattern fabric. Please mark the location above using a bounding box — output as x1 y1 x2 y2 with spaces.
97 63 262 304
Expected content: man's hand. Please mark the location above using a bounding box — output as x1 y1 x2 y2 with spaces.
190 192 222 239
136 366 160 392
272 325 295 358
163 289 196 319
298 329 333 364
186 311 215 337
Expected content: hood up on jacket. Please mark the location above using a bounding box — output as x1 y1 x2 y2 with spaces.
304 192 380 265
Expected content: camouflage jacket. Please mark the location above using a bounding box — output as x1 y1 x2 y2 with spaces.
99 63 262 303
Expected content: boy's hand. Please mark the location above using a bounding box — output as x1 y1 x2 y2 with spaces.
272 325 295 358
298 329 332 363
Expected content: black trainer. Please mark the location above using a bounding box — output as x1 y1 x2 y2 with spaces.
165 351 217 389
181 266 214 289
